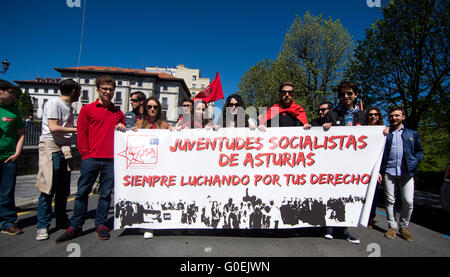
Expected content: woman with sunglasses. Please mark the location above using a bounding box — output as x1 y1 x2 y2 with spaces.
214 94 257 129
366 107 385 229
133 96 169 130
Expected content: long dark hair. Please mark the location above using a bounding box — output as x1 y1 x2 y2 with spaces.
141 96 164 128
218 94 249 128
366 107 384 125
193 100 211 128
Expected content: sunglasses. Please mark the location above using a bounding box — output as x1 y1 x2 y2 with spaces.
227 103 240 107
318 108 328 113
280 90 295 96
339 91 354 97
368 113 379 116
147 105 159 110
130 99 141 103
182 104 192 108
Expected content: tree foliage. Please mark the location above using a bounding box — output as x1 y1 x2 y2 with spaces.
237 11 354 117
346 0 449 130
12 86 33 119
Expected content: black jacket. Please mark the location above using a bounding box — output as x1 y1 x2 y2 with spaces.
324 107 366 126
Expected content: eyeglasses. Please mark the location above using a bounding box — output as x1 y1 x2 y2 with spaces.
280 90 295 96
130 99 142 103
147 105 159 110
368 113 379 117
339 91 354 97
99 87 114 92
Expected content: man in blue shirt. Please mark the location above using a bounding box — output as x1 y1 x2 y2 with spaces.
379 106 424 242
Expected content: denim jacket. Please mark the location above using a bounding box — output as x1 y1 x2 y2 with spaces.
380 127 424 176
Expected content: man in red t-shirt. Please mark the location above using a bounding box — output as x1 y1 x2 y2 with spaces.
56 76 125 243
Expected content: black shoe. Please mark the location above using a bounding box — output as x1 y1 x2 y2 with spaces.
1 225 23 236
96 225 110 240
338 232 360 244
55 227 81 244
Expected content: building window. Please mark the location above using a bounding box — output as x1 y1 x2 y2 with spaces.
43 99 48 107
54 89 59 94
161 110 167 121
162 97 168 109
192 84 196 88
34 88 39 93
193 75 197 81
201 84 205 89
84 79 90 84
117 81 122 86
44 88 48 94
115 91 122 103
163 86 168 91
82 90 89 101
138 81 143 87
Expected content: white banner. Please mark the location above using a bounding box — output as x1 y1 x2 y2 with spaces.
113 126 386 230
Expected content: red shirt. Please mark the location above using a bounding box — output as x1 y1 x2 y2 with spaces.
77 100 125 159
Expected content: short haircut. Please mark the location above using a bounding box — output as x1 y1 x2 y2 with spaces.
130 91 146 101
319 101 333 110
0 79 14 91
59 79 80 95
337 80 360 96
279 81 294 93
388 106 405 115
96 75 115 89
182 98 194 105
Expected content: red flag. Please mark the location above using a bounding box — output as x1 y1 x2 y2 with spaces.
192 72 224 103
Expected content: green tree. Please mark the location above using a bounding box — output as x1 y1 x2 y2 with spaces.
237 11 354 117
346 0 449 130
281 11 354 111
12 86 33 119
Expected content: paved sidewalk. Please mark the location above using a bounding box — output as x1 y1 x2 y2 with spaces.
15 171 80 210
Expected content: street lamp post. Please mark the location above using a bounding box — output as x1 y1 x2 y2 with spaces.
1 59 10 74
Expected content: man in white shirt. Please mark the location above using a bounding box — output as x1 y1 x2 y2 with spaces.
35 79 80 241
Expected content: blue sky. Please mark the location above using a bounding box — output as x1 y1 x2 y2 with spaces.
0 0 383 104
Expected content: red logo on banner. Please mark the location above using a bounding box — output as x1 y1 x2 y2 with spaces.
117 135 159 169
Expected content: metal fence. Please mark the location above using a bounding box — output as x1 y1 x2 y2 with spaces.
24 121 77 146
24 121 42 146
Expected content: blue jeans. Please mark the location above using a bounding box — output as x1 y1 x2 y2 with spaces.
36 152 71 229
70 158 114 230
0 160 18 230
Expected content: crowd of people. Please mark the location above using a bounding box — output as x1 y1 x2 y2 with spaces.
0 77 424 245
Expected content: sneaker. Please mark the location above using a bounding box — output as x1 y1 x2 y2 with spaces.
339 232 360 244
55 227 81 244
96 225 110 240
400 227 413 242
1 225 23 236
144 231 154 239
36 228 49 241
384 228 397 240
324 233 333 240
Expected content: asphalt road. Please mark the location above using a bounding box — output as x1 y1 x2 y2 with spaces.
0 192 449 259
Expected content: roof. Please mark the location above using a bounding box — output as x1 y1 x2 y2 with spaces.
14 77 61 86
55 66 177 79
54 66 191 97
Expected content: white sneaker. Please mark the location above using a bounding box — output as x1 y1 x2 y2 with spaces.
36 228 49 241
324 233 333 240
144 231 153 239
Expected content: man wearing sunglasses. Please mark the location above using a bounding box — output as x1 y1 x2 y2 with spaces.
310 102 333 126
125 91 146 128
258 82 308 129
322 81 365 130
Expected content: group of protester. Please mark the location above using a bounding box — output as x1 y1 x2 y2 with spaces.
0 76 423 245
